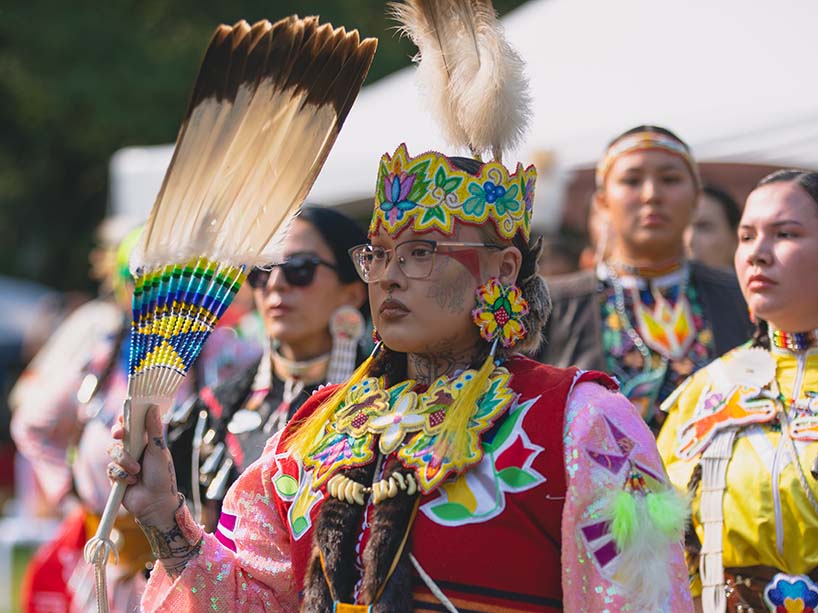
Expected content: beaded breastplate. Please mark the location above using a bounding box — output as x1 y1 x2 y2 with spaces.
302 366 516 495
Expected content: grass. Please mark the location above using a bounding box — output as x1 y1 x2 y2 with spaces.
4 545 36 613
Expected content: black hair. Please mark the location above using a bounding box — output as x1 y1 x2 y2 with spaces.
298 206 367 284
756 169 818 209
748 169 818 349
701 184 741 231
297 206 369 321
607 125 691 152
751 318 771 351
448 156 482 175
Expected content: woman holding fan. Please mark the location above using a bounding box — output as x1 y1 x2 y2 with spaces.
108 4 692 611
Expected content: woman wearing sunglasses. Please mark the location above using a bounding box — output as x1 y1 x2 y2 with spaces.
166 206 369 531
658 170 818 613
108 10 691 611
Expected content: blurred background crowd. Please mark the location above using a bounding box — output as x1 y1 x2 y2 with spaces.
1 0 816 610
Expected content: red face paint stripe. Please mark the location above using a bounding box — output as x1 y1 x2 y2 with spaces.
445 249 482 281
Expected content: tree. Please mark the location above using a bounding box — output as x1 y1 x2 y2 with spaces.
0 0 526 292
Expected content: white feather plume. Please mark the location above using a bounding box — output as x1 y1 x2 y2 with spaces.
391 0 531 161
598 487 690 611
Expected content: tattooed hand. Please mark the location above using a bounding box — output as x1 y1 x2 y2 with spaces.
108 404 181 529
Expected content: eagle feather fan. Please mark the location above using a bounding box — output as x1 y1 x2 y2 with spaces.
84 16 376 613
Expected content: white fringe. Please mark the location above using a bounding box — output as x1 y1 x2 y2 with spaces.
699 429 736 613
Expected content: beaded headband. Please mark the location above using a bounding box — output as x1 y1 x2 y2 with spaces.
368 144 536 242
595 131 701 189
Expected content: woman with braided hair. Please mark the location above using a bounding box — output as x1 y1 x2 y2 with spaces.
108 145 692 612
107 3 692 611
658 170 818 612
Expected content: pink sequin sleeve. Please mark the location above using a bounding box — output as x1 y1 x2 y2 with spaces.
142 433 299 611
561 380 693 612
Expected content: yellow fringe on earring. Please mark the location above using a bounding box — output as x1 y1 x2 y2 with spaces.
432 352 497 472
284 347 379 459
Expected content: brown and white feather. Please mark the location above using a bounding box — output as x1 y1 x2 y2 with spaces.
133 17 377 271
390 0 530 161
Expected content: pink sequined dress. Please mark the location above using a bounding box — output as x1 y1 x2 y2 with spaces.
142 356 692 612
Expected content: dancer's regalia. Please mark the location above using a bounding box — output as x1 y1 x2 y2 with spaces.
659 330 818 612
538 130 752 432
140 3 692 611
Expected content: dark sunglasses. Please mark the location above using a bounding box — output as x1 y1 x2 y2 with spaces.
247 254 337 289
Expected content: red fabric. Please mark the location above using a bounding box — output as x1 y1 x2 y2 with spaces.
275 357 615 611
20 507 87 613
0 443 16 487
275 384 339 590
410 358 574 609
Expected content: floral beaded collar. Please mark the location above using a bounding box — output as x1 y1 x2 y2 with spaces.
300 365 516 497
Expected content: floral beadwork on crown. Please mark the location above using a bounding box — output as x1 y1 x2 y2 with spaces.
369 144 536 242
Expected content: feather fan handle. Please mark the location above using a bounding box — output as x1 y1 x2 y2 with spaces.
390 0 530 161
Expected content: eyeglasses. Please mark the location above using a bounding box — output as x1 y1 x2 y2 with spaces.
247 254 337 289
348 240 501 283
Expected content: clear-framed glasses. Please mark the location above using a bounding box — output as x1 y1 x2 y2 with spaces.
348 240 501 283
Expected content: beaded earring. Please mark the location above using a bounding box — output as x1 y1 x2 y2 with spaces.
471 277 529 349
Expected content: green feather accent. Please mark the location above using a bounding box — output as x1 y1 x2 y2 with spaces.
609 490 639 548
646 489 689 540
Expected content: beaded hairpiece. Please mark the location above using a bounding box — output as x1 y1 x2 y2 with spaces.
595 131 701 189
369 144 536 242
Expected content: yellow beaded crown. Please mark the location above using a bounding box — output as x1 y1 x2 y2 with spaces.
368 144 536 242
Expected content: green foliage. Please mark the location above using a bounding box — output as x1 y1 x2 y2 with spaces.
0 0 526 292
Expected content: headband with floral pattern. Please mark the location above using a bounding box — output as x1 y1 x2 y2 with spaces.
369 144 536 242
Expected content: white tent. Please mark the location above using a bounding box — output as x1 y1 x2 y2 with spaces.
110 0 818 228
307 0 818 230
